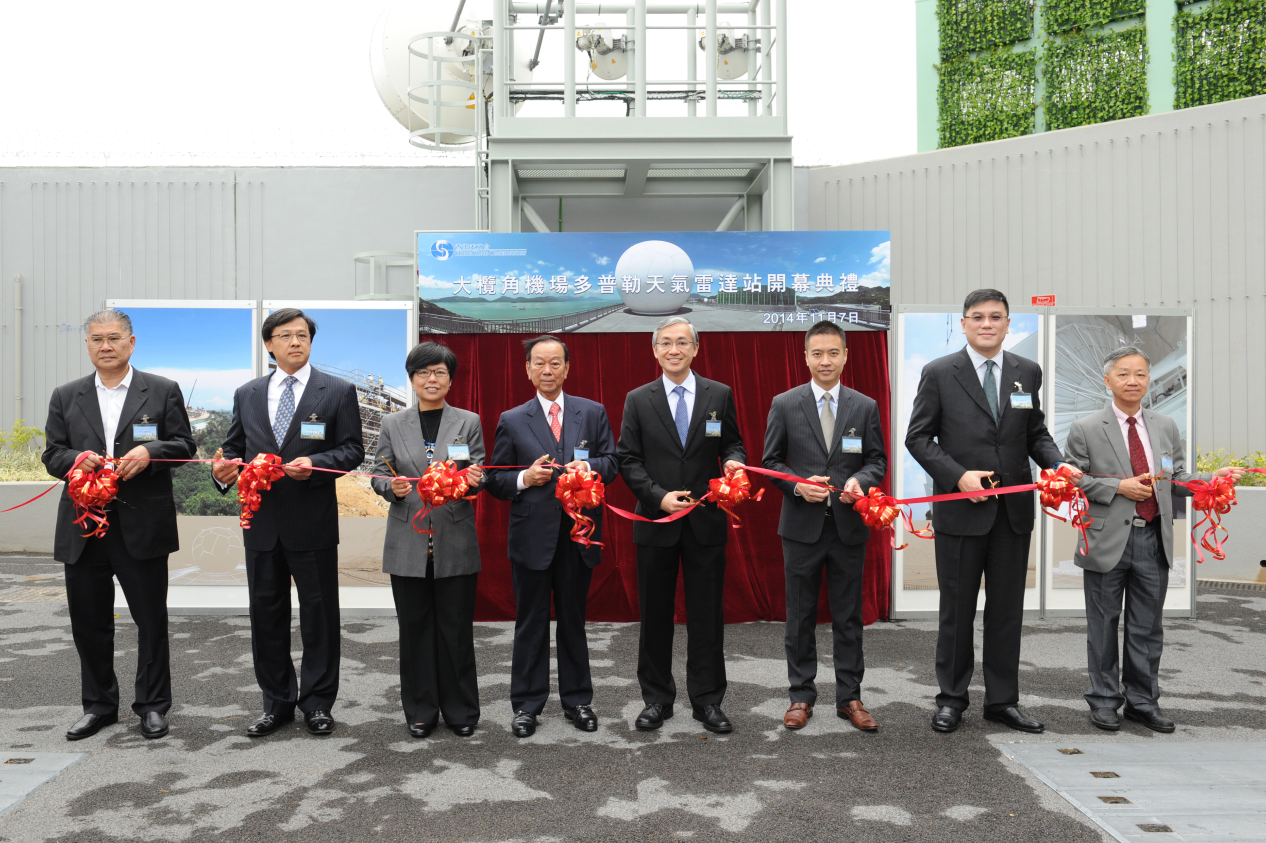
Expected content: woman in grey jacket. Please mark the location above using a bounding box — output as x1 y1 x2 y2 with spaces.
372 342 485 738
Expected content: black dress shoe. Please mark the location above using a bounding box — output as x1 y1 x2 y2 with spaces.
563 704 598 732
66 711 118 741
449 724 476 737
408 722 435 738
511 710 537 738
984 705 1045 734
246 711 295 737
692 704 733 734
1090 708 1121 731
305 710 335 735
634 703 674 731
140 711 169 739
1124 707 1175 733
931 706 962 733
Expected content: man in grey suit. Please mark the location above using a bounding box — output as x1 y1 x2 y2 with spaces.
1062 345 1242 733
762 320 887 732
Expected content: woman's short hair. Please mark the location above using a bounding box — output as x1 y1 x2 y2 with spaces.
406 341 458 380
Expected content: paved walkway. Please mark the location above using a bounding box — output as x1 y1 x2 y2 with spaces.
1 555 1263 842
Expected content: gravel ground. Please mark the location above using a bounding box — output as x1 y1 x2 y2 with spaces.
1 555 1263 843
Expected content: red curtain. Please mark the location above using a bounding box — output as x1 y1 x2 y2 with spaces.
425 331 892 626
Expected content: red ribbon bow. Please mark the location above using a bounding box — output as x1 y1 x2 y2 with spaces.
852 487 932 550
555 467 606 547
67 457 120 538
238 454 286 529
411 460 474 534
1037 464 1093 556
705 468 764 524
1185 475 1237 562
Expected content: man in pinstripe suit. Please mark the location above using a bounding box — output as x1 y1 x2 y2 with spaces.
213 308 364 738
762 320 888 732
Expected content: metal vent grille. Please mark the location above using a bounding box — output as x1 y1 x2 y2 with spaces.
647 168 753 178
516 168 626 179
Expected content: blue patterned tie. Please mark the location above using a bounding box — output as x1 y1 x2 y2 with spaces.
273 375 298 445
673 385 689 448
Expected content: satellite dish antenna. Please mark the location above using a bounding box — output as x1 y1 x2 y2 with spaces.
699 26 751 80
370 0 534 146
576 24 627 81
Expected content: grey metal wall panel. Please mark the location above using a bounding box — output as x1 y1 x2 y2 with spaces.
808 94 1266 456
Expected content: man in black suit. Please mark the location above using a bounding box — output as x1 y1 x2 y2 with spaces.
762 320 887 732
42 309 195 741
617 316 745 734
485 336 620 738
906 289 1081 734
212 308 364 737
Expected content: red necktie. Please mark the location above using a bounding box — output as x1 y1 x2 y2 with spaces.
549 403 562 442
1126 416 1158 522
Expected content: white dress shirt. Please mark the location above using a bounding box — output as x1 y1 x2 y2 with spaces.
663 371 697 423
964 345 1005 409
1112 403 1154 475
95 366 134 454
517 392 577 491
268 363 312 428
794 379 843 498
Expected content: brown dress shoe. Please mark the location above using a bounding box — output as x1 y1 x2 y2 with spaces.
783 702 813 730
838 700 878 731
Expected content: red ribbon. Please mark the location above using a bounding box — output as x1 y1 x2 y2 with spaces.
704 468 764 525
851 487 934 550
1169 475 1237 562
411 460 475 534
66 454 120 538
555 467 606 547
237 454 286 529
1036 465 1094 556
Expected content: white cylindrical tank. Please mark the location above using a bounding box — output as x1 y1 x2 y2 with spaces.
615 240 694 316
370 0 534 145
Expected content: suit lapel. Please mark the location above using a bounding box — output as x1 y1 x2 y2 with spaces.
648 379 681 450
1142 409 1173 474
951 350 996 425
433 404 462 462
998 353 1022 425
799 384 829 457
829 388 855 460
281 368 327 451
116 370 150 433
1100 409 1134 476
563 395 583 458
73 377 107 452
397 408 425 471
525 397 559 457
682 378 710 453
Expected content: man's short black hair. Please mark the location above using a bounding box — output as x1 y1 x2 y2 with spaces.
804 319 847 350
523 334 569 363
261 308 317 360
406 341 459 380
963 289 1009 316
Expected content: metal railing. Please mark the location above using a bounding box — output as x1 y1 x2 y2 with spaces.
420 302 628 334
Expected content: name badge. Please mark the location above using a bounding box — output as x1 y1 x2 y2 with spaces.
841 437 863 454
132 424 158 442
300 422 326 440
447 444 471 462
705 421 722 437
573 448 590 461
1010 393 1033 410
1161 455 1174 473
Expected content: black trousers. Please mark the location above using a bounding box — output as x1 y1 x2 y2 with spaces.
934 505 1031 714
1083 520 1168 713
783 515 867 707
391 562 480 727
636 519 727 710
245 543 341 716
510 518 594 715
65 525 171 717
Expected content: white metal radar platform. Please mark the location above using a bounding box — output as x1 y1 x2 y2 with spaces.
371 0 792 233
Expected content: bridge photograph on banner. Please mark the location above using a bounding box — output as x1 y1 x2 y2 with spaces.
416 231 891 333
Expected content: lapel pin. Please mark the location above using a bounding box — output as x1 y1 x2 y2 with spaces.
579 439 588 449
140 414 150 424
709 411 718 421
454 434 464 444
1014 381 1023 392
309 414 318 422
848 428 857 437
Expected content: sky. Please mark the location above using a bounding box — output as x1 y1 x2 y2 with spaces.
417 230 891 300
287 308 411 397
0 1 915 168
124 307 254 412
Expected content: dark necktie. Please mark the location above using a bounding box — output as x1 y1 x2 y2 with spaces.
1126 416 1158 522
983 360 999 423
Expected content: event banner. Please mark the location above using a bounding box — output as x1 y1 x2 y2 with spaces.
415 230 891 333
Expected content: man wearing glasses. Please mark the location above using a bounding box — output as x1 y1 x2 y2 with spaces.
485 335 619 738
906 289 1080 735
617 316 745 734
212 308 364 738
42 309 195 741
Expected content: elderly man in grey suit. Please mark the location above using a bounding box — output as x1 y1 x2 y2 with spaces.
762 320 887 732
371 342 486 739
1062 345 1242 733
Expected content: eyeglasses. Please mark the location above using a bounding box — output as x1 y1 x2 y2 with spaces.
270 332 310 344
965 315 1007 325
414 368 450 381
655 339 696 351
86 334 130 348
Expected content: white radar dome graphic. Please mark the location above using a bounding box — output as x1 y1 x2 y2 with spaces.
614 240 694 315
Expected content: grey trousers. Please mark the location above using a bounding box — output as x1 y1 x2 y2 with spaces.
783 519 867 707
1083 520 1168 713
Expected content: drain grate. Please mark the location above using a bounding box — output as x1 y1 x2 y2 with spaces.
1098 796 1131 804
1058 748 1083 755
1090 771 1119 778
1138 824 1174 833
5 758 34 765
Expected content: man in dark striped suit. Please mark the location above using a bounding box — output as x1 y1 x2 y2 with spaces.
213 308 364 738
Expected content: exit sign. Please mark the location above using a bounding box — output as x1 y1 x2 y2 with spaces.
1031 295 1056 306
